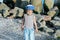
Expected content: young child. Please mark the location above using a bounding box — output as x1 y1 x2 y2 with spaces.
21 4 38 40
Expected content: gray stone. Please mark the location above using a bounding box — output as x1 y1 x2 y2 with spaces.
34 14 46 28
45 27 54 33
0 18 57 40
0 14 3 18
51 17 60 26
54 30 60 38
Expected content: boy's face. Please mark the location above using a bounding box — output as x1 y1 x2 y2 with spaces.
27 10 33 15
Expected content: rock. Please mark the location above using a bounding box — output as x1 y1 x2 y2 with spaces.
52 6 59 11
54 30 60 38
3 10 10 17
34 14 43 21
45 27 54 33
0 3 10 17
8 9 15 18
21 0 30 3
47 6 59 17
47 10 56 17
31 0 43 13
13 0 16 3
51 17 60 26
54 17 60 21
17 8 24 17
34 14 46 28
51 20 60 26
45 0 54 10
0 18 58 40
0 14 2 17
35 14 51 29
0 3 10 10
0 18 22 31
11 7 24 17
40 21 46 28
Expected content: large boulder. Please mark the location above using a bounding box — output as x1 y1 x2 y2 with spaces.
0 3 10 17
31 0 43 13
34 14 45 28
3 10 10 17
45 27 54 33
0 3 10 10
45 0 54 10
47 11 56 17
9 7 24 17
51 17 60 26
13 0 16 3
54 30 60 38
47 6 59 17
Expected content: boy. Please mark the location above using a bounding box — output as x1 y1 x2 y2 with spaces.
21 4 38 40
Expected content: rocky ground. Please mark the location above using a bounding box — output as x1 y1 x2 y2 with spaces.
0 0 60 40
0 18 60 40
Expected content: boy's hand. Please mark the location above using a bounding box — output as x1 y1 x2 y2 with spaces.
21 26 24 31
33 16 39 33
35 29 39 33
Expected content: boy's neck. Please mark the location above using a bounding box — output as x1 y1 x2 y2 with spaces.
27 13 33 16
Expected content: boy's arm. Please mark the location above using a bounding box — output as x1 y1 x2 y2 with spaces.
21 15 25 30
21 18 24 28
33 16 38 32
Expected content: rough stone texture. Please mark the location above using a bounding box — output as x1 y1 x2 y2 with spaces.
0 14 2 17
21 0 30 3
31 0 42 13
13 0 16 3
0 0 60 40
0 3 9 10
47 10 56 17
0 18 57 40
45 27 54 33
55 30 60 38
47 6 59 17
0 3 10 17
51 17 60 26
12 7 24 17
3 10 10 17
45 0 54 10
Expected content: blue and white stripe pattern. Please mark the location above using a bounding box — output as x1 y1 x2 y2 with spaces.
25 5 35 10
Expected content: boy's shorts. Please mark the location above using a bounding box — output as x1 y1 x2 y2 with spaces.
24 27 35 40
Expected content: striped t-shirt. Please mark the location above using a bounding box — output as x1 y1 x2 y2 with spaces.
24 14 35 29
